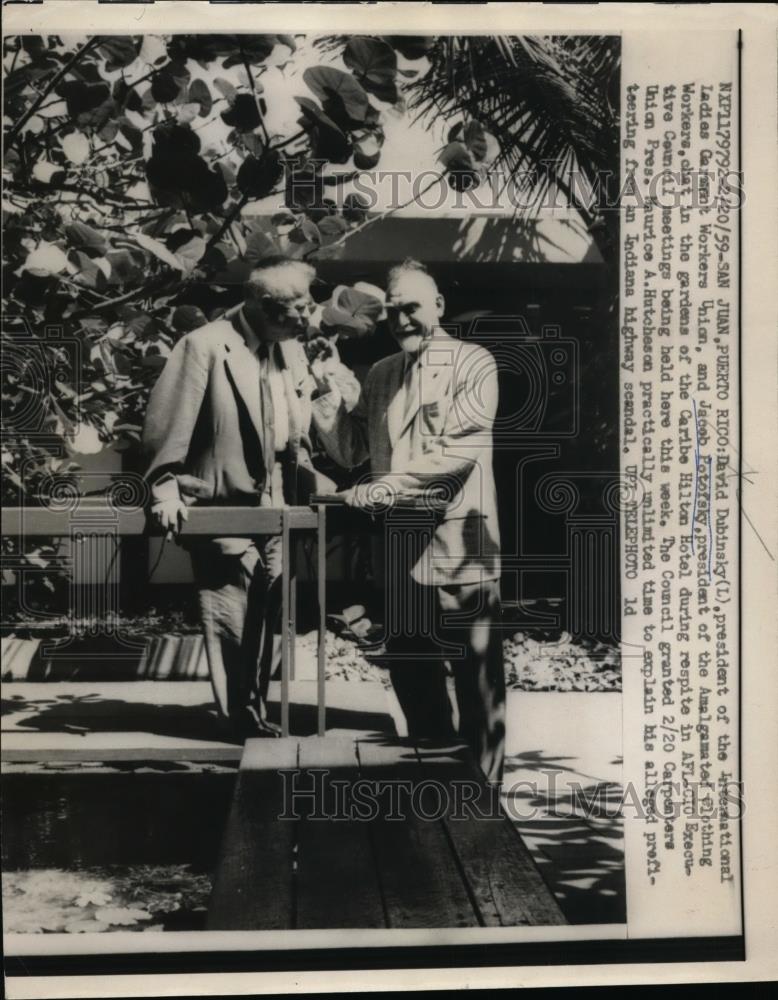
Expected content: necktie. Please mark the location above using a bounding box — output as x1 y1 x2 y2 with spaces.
402 351 420 425
389 352 421 470
257 343 276 484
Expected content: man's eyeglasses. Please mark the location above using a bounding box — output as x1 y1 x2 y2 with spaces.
262 296 312 320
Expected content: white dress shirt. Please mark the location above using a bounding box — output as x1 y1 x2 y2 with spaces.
237 310 289 452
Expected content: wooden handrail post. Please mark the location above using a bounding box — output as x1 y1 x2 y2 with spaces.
289 534 296 683
281 508 291 739
3 502 325 741
317 503 326 737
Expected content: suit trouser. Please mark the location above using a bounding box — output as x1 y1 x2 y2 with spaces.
385 576 506 785
190 534 283 724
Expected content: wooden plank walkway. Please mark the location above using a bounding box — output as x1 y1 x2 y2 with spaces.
206 736 566 930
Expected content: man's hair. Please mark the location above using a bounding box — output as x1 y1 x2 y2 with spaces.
386 258 438 294
246 256 315 300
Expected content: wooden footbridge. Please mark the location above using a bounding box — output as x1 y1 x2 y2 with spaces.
4 501 566 929
208 735 565 929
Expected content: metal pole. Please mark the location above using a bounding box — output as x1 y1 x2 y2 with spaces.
281 507 290 738
317 503 326 737
289 533 296 682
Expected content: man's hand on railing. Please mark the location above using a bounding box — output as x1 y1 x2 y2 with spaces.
317 482 449 514
150 497 189 540
338 481 402 511
308 485 381 510
149 473 192 540
338 483 376 510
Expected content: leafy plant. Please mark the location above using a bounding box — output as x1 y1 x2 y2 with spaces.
3 32 619 613
405 35 620 258
1 32 424 613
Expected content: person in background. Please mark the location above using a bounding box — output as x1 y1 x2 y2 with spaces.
311 259 506 784
142 257 360 739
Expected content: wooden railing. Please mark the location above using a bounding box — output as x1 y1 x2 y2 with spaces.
3 503 328 737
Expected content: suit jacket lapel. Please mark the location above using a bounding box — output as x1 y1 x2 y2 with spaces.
386 354 408 447
394 358 446 445
222 324 265 445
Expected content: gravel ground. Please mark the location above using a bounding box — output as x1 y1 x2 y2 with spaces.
503 631 621 691
4 617 621 693
297 630 621 692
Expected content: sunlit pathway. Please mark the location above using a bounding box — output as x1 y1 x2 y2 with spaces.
2 680 623 925
501 692 625 924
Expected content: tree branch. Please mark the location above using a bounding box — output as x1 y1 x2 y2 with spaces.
240 44 271 147
8 36 22 78
68 273 181 320
5 180 153 210
6 36 101 144
307 172 446 260
205 192 250 250
271 129 306 151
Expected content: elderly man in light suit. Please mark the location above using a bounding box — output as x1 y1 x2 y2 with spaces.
142 256 359 739
312 260 505 783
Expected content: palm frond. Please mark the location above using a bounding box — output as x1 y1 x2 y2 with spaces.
406 35 620 224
